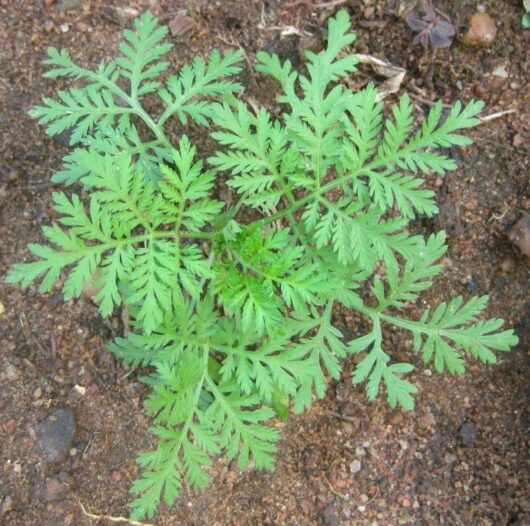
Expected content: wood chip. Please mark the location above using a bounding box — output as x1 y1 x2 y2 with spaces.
169 14 194 38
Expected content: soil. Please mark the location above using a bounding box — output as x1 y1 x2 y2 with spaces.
0 1 529 525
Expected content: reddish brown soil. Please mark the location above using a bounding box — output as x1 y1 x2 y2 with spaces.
0 1 528 525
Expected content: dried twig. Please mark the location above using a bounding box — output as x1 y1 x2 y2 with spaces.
73 492 155 526
285 0 348 8
314 0 349 8
19 313 48 356
1 181 60 195
325 477 350 501
408 91 451 109
325 410 359 423
477 109 517 123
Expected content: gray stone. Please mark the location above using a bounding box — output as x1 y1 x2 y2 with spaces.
459 421 477 446
35 407 76 463
350 459 362 474
322 503 340 526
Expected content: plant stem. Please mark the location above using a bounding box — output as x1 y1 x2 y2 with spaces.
72 64 173 151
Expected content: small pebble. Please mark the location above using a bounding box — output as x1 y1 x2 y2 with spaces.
322 503 340 526
462 12 497 47
73 385 86 396
513 134 525 147
350 459 362 474
459 421 477 446
35 406 76 463
5 362 21 381
492 65 508 79
509 216 530 259
499 257 515 273
1 495 13 514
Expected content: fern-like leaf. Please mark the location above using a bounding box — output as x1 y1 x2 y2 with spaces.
116 11 173 98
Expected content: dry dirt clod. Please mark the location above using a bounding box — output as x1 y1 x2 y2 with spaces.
498 257 515 273
513 133 525 147
509 216 530 259
462 12 497 47
41 478 68 502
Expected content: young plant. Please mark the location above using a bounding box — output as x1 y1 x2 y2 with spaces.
7 10 518 520
406 2 456 48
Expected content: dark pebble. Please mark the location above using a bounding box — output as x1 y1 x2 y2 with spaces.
466 277 480 292
53 128 73 147
509 216 530 259
322 503 340 526
35 406 76 463
459 421 477 446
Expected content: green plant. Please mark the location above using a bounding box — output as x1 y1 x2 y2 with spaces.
523 0 530 28
7 10 518 520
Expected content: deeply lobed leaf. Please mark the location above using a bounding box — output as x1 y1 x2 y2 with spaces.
7 8 519 522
